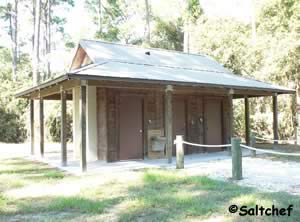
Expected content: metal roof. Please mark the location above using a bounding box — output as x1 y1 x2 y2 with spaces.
78 39 229 73
70 60 293 93
16 40 294 98
70 39 293 94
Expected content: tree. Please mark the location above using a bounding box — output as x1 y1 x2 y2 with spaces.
150 17 184 51
41 0 74 80
0 0 19 81
32 0 41 85
144 0 151 43
183 0 203 53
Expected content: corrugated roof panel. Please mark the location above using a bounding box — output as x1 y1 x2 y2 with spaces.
79 39 229 73
71 61 292 92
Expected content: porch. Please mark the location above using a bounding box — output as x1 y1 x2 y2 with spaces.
26 143 257 176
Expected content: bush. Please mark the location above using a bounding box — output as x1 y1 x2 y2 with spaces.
0 107 27 143
47 108 73 143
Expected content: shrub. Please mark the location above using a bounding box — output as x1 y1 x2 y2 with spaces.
0 107 27 143
46 108 73 142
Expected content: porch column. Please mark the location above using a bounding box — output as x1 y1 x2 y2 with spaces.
228 89 234 154
244 96 250 145
80 82 87 172
273 93 279 144
30 100 34 155
39 97 44 157
165 85 173 163
61 87 67 166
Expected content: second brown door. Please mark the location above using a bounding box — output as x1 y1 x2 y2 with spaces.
205 98 223 152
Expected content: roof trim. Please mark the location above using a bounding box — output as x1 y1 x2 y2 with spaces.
15 75 69 97
66 73 295 94
15 72 295 99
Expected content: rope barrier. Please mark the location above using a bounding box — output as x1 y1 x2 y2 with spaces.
251 131 297 143
241 144 300 156
255 135 297 143
181 141 231 148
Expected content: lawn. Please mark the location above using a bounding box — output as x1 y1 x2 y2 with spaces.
0 158 299 222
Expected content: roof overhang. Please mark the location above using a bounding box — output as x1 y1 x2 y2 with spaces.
16 73 295 100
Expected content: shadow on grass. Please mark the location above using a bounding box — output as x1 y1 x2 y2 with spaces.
118 170 300 222
0 158 67 181
0 195 122 222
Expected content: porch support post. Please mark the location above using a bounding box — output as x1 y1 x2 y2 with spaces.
61 87 67 166
228 89 234 154
273 93 279 144
80 81 87 172
39 97 44 157
30 99 34 155
165 85 173 163
244 96 250 145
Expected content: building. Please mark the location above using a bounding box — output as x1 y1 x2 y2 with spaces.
16 40 294 171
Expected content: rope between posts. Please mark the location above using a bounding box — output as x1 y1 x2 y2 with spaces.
255 135 297 143
251 131 297 143
181 141 231 148
241 144 300 156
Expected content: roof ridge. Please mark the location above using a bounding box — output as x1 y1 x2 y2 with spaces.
80 39 207 58
106 59 229 74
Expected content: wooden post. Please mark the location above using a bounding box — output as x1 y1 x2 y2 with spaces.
80 83 87 172
176 135 184 169
30 99 34 155
244 96 250 145
273 94 278 145
228 90 234 154
39 98 44 157
250 132 256 157
231 137 242 180
61 88 67 166
165 85 173 163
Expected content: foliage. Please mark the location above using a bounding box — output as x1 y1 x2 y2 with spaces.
190 0 299 139
150 17 184 51
46 104 73 142
0 48 31 143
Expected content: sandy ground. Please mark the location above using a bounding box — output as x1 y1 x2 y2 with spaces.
1 143 300 195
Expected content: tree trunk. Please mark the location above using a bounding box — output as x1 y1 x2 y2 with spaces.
251 0 256 45
33 0 41 85
144 0 150 43
46 0 51 79
98 0 102 34
8 1 18 81
183 21 190 53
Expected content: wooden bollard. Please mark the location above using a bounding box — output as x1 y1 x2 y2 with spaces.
231 137 242 180
175 135 184 169
250 132 256 157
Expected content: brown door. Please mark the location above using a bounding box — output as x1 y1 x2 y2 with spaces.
119 95 143 160
172 97 186 155
205 98 222 152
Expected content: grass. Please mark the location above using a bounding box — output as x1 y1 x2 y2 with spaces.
256 143 300 163
0 158 299 221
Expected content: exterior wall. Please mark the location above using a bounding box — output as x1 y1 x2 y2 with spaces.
73 86 98 162
96 87 231 162
97 88 108 161
106 89 119 161
86 86 98 161
145 91 165 159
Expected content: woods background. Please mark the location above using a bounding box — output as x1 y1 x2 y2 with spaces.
0 0 299 143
